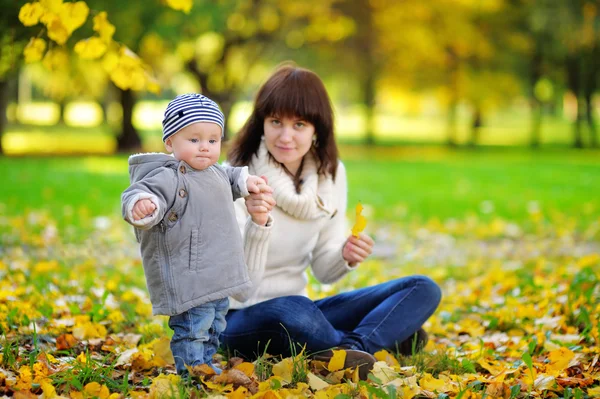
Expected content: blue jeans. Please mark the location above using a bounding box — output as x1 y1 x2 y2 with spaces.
221 276 441 359
168 298 229 375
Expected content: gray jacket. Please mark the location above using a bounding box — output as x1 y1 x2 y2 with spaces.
121 153 252 316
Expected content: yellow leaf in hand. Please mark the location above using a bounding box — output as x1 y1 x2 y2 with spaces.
351 202 367 237
328 349 346 372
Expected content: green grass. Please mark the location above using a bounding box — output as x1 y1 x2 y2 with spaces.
1 146 598 229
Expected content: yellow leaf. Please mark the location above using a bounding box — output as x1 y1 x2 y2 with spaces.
59 1 89 33
271 357 293 383
327 349 346 372
234 362 254 377
165 0 193 13
74 37 107 59
40 0 63 14
41 381 58 398
93 12 115 43
84 382 110 399
19 3 44 26
43 47 69 71
546 347 575 376
374 349 400 368
307 372 330 390
226 386 248 399
351 202 367 237
419 373 447 392
152 336 175 367
149 374 182 399
24 38 46 63
588 387 600 397
46 16 69 45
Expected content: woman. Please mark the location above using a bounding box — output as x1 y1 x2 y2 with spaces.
222 63 441 377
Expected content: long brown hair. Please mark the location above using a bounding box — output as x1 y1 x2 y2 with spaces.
228 63 339 182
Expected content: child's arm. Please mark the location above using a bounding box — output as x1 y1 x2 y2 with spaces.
121 169 177 229
221 165 250 200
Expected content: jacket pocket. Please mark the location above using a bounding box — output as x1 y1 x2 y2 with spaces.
189 229 200 272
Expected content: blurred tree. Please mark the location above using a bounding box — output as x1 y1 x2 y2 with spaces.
179 0 353 139
0 0 36 154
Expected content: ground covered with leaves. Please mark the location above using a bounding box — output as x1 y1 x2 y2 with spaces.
0 209 599 399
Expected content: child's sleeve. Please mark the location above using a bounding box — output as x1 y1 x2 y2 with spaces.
121 169 177 230
221 165 250 201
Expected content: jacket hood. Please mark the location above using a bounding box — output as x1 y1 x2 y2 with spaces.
128 153 178 183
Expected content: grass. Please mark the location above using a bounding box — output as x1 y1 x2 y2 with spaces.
0 146 598 230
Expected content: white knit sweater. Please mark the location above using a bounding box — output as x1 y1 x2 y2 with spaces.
229 142 354 309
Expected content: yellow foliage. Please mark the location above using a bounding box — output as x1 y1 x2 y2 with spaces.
74 37 108 59
351 202 367 237
234 362 255 377
58 1 89 33
149 374 181 399
19 2 44 26
546 347 575 376
24 38 46 63
93 12 115 43
165 0 192 14
374 349 400 368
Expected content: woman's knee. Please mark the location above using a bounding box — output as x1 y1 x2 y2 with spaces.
413 275 442 308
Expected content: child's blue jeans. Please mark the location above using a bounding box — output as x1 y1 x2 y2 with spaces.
168 297 229 375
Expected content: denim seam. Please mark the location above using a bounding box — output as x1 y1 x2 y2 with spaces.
363 280 421 343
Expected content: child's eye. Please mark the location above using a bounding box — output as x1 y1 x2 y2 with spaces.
209 139 217 144
190 138 198 143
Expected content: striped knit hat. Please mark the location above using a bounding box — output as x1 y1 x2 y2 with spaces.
162 93 225 142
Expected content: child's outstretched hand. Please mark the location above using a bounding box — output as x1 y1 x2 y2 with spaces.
132 199 156 221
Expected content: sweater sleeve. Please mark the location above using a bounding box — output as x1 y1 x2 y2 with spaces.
121 169 177 230
233 197 273 294
310 162 354 284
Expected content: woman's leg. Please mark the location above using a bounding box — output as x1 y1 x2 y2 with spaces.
221 296 343 360
314 276 441 354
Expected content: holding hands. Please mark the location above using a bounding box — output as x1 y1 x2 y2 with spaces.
342 233 374 266
245 175 276 226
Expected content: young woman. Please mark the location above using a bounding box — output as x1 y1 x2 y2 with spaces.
222 64 441 378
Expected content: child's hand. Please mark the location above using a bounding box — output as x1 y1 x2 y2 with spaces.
132 199 157 221
246 175 272 194
245 175 275 226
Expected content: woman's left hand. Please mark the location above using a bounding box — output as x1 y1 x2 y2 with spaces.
342 233 374 266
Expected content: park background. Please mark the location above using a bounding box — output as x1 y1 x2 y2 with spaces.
1 0 600 398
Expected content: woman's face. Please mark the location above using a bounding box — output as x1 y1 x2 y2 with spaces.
263 115 315 175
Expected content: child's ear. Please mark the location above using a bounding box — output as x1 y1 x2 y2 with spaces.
164 138 173 153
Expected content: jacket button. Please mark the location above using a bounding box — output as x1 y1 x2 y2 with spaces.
179 165 186 174
168 212 178 222
179 189 187 198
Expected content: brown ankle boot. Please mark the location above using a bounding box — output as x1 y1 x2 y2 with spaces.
311 348 376 381
397 328 429 356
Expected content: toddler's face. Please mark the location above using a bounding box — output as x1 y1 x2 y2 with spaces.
165 122 222 171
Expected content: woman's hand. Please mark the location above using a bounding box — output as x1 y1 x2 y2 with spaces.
245 176 276 226
342 233 374 266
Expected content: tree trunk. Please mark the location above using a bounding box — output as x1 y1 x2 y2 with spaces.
585 93 597 148
566 55 584 148
469 106 482 147
116 88 141 152
0 80 8 155
529 43 543 148
446 48 459 147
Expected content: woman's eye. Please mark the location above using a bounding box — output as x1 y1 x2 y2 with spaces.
295 122 305 128
271 119 281 125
